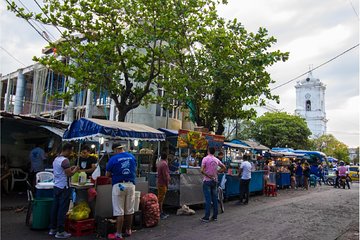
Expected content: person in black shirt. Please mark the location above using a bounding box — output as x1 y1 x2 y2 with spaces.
303 163 310 190
76 145 97 177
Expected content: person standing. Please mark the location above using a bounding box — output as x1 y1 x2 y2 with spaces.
295 161 303 189
157 153 170 220
289 162 296 189
303 163 310 190
29 144 47 185
238 155 252 205
263 160 270 186
49 143 78 239
75 145 97 177
106 144 137 240
317 164 325 185
200 147 226 222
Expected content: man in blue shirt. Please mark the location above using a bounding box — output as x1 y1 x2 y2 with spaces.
106 144 136 240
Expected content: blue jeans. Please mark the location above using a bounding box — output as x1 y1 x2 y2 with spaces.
49 187 71 232
203 180 218 220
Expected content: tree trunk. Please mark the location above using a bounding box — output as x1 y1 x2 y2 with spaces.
117 109 127 122
216 121 225 135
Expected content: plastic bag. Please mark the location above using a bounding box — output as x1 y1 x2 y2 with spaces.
220 174 227 190
68 201 91 221
91 164 101 180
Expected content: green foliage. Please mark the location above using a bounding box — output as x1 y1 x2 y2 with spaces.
251 112 311 149
311 134 350 163
7 0 223 121
160 18 289 134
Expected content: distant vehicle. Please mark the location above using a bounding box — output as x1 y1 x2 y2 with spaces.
348 166 360 181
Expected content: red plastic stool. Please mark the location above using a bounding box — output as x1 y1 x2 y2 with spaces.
265 183 277 197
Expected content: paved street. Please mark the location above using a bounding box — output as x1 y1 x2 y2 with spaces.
1 184 359 240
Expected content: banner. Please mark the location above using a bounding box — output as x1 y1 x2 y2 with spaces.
177 129 224 150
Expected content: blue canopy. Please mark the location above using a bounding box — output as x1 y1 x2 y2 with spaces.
158 128 178 137
63 118 166 141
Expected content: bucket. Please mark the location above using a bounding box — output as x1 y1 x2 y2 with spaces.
32 198 53 229
134 191 141 212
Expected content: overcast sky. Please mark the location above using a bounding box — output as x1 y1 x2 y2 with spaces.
0 0 359 147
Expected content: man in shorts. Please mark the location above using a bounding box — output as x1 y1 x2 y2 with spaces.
157 153 170 220
106 144 136 240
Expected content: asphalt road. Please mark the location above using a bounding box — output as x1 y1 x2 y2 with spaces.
1 183 358 240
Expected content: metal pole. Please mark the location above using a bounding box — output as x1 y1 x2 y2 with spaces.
4 75 11 112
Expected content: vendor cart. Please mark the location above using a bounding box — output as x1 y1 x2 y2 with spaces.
149 167 204 206
63 118 166 217
218 171 265 199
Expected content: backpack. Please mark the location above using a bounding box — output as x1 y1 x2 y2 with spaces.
140 193 160 227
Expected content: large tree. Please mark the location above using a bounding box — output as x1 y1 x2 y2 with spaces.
8 0 221 121
160 18 289 134
311 134 350 163
251 112 311 149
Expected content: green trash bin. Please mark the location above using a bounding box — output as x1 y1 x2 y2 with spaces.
32 198 53 230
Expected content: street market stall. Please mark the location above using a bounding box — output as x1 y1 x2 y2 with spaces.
149 129 224 206
63 118 166 217
217 140 268 199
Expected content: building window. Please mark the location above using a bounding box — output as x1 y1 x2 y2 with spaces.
306 100 311 111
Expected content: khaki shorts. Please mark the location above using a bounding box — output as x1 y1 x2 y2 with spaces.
112 182 135 216
157 185 168 203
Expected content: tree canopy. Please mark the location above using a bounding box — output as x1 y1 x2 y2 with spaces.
310 134 350 163
160 18 289 134
8 0 223 121
251 112 311 149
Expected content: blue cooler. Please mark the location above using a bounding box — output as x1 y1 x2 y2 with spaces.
35 182 54 198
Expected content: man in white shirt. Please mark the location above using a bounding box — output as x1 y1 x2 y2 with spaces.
238 155 252 205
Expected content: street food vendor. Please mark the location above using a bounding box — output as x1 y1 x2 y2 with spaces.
186 150 197 167
76 145 97 177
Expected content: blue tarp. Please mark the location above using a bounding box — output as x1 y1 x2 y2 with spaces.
158 128 178 137
63 118 166 141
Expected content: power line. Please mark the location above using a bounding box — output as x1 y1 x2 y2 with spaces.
17 0 56 41
271 43 360 91
33 0 64 37
347 0 360 20
4 0 51 43
0 46 26 67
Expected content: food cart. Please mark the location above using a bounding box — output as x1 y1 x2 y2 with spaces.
63 118 166 217
149 129 224 206
217 142 266 199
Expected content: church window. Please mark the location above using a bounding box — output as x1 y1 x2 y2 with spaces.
306 100 311 111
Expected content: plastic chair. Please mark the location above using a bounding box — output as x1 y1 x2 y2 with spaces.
309 174 317 187
36 171 54 183
9 168 29 191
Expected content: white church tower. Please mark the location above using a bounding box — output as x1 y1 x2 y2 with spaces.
295 71 327 138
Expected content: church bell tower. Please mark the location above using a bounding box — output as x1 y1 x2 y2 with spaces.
295 71 327 138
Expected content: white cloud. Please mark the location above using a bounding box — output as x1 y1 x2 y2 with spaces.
1 0 359 147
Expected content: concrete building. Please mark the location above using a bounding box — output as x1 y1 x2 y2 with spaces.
295 72 327 138
0 64 193 131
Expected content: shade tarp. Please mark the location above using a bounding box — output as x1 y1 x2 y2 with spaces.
231 139 269 151
40 125 65 137
158 128 178 137
223 142 251 149
63 118 166 141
